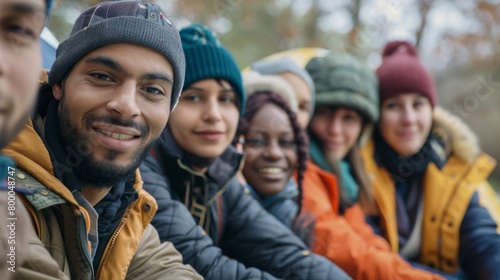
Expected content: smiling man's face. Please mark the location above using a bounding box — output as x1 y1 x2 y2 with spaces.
52 43 174 187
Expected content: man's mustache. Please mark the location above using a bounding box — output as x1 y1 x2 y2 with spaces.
85 115 148 137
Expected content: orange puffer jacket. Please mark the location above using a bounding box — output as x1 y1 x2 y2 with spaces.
301 161 443 280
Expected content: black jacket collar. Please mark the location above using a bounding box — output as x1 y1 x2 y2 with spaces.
156 127 243 192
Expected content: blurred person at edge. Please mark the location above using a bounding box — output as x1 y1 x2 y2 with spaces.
0 1 60 279
2 1 203 279
140 23 351 280
362 40 500 279
251 57 315 129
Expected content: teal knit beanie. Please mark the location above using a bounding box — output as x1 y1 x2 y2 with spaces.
180 24 245 113
305 53 379 122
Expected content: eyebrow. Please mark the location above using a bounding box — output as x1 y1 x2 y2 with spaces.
85 56 127 73
141 73 173 85
5 2 45 14
85 56 173 84
186 86 235 93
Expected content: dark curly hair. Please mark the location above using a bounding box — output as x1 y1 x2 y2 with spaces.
236 91 309 217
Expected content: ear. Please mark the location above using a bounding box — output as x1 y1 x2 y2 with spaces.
52 82 63 100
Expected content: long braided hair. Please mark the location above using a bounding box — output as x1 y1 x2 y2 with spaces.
236 91 309 217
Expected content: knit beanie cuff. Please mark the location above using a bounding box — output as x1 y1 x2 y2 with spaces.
315 90 378 122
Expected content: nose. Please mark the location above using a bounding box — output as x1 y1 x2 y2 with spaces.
327 116 342 135
263 139 283 161
201 98 222 123
401 105 417 124
106 82 141 119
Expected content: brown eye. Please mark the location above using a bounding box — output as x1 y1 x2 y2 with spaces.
384 102 398 109
91 73 111 81
145 87 164 96
246 137 266 147
219 96 235 103
4 23 37 46
182 94 200 102
299 103 310 112
279 139 295 148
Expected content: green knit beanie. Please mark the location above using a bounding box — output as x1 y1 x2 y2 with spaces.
305 53 379 122
180 24 245 113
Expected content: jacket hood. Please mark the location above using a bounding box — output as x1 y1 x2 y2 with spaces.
432 106 481 164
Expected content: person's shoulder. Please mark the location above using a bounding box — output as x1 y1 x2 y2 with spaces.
222 177 245 197
304 161 338 188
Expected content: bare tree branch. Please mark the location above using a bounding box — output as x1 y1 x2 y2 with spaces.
415 0 434 47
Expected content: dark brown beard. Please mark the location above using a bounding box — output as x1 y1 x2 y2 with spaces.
57 89 159 188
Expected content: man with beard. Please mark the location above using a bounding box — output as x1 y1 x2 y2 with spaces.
2 1 202 279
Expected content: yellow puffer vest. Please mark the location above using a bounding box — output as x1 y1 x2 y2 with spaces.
363 140 496 273
361 107 498 273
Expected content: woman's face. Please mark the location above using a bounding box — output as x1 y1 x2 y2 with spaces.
242 103 298 196
379 93 433 156
168 79 240 158
279 72 312 129
309 106 363 160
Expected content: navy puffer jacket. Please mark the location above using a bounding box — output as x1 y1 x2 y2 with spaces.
140 128 351 280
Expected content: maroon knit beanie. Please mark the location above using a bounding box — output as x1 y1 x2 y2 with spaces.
376 41 437 107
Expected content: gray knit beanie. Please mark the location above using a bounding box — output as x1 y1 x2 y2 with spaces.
48 1 185 112
251 58 315 118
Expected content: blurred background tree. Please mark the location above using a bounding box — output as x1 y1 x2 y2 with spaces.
48 0 500 187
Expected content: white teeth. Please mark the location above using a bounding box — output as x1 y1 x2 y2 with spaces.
101 130 134 140
259 168 284 174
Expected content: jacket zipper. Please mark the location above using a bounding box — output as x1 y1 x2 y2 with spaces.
177 158 237 237
95 199 138 278
177 159 233 207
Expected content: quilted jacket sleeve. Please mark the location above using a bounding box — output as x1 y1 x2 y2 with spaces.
140 156 277 280
3 194 70 280
459 192 500 279
126 224 203 280
219 178 351 280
